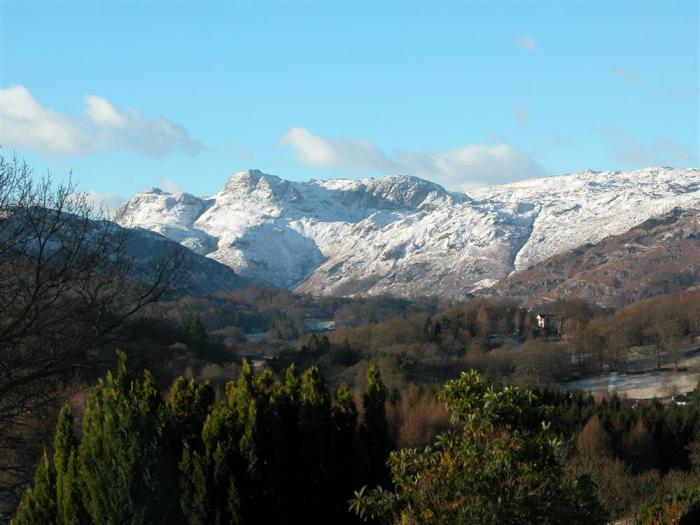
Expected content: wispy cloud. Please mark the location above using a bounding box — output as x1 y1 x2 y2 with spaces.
516 35 537 52
0 85 202 157
602 128 697 166
281 127 395 173
280 127 544 190
614 138 696 165
515 102 529 127
550 133 574 149
230 143 252 160
156 177 183 193
84 190 126 216
613 67 644 85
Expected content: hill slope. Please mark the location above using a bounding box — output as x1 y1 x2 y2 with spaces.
485 207 700 308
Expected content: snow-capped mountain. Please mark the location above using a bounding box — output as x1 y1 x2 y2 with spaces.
117 167 700 298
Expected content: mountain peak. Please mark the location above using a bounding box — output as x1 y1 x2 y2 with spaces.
356 174 456 208
141 186 170 195
222 169 284 195
118 167 699 298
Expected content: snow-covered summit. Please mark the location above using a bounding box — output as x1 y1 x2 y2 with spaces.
117 167 700 297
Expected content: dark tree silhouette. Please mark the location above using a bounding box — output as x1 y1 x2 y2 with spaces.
0 154 184 510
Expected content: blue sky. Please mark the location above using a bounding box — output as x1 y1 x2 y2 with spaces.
1 1 698 207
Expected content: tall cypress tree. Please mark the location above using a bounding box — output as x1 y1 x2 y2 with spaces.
267 365 303 525
78 351 168 525
12 450 55 525
332 385 360 523
180 396 242 525
179 440 241 525
164 377 215 523
53 406 81 525
166 377 215 452
13 406 82 525
360 364 392 487
298 366 333 520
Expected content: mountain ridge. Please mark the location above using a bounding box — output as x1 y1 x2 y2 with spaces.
117 167 700 298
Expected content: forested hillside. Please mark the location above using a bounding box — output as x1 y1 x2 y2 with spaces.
12 354 700 524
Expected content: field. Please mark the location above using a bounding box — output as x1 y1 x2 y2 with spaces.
563 344 700 399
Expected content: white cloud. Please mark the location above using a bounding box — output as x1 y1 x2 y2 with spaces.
280 126 393 173
600 127 697 166
395 144 544 189
516 35 537 52
84 190 126 216
84 95 128 127
0 85 92 155
614 137 697 165
0 85 202 157
280 127 544 190
157 177 183 193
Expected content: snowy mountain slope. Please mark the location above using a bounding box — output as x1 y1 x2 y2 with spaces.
117 167 700 297
120 225 246 295
468 168 700 272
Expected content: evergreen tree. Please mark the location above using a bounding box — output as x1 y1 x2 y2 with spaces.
78 351 168 525
182 312 209 345
53 406 81 525
166 377 215 451
164 378 215 523
298 366 334 520
13 406 82 525
360 364 392 487
12 451 55 525
228 359 258 478
179 430 241 525
332 385 361 522
269 365 303 524
180 368 246 524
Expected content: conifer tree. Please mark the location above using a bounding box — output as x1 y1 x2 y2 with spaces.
228 359 258 480
180 442 241 525
166 377 215 451
180 401 241 525
13 405 82 525
12 451 55 525
360 364 392 487
332 385 361 522
78 351 168 525
577 414 613 458
163 378 215 523
269 365 303 524
182 312 208 344
53 406 81 525
298 366 333 519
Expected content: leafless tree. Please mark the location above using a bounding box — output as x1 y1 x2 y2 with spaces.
0 154 185 511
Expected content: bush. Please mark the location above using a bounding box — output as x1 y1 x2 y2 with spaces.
635 487 700 525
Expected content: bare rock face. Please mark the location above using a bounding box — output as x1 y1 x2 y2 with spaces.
117 167 700 299
486 207 700 308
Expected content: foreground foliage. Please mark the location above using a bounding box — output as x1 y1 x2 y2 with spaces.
13 353 391 524
0 155 183 510
635 487 700 525
350 370 608 525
